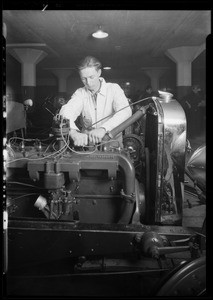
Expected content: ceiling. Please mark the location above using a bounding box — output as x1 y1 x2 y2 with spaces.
3 10 211 78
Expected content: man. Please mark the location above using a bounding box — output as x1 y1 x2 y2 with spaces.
181 84 205 138
59 56 132 147
138 85 159 100
54 96 68 113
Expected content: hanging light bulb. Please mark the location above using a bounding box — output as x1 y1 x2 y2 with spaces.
92 26 108 39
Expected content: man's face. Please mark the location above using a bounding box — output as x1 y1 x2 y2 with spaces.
192 86 201 94
58 97 66 106
80 67 101 93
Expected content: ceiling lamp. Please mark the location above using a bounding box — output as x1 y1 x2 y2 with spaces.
103 66 111 70
92 26 108 39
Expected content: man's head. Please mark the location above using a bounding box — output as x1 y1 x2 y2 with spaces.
58 97 67 106
78 56 102 93
192 84 201 94
145 85 152 94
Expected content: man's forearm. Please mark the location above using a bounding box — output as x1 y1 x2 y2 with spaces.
101 107 132 132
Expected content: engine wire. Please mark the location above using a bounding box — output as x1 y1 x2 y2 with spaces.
60 124 120 155
6 181 45 189
57 96 152 153
8 137 38 144
59 127 97 155
42 140 55 155
90 96 152 127
8 193 40 201
6 96 148 163
5 139 69 166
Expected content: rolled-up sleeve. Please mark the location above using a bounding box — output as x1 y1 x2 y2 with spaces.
101 84 132 132
59 90 84 130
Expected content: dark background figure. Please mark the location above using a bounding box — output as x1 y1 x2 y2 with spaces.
53 96 68 114
138 85 159 100
181 85 205 138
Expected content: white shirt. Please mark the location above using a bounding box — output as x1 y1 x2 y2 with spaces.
59 77 132 133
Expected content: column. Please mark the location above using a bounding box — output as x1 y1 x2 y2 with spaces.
165 44 205 99
49 69 73 98
8 48 47 110
141 67 168 91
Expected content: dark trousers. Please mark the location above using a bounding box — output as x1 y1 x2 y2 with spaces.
187 109 201 138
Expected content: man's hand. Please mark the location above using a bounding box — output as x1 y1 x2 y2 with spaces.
198 100 206 107
70 129 88 146
88 127 106 144
186 101 191 109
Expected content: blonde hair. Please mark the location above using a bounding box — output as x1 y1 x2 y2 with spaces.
77 56 102 72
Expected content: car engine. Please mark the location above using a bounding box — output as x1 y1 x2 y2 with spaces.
4 92 206 297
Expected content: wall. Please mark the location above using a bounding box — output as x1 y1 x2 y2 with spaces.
192 50 206 93
5 50 206 116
